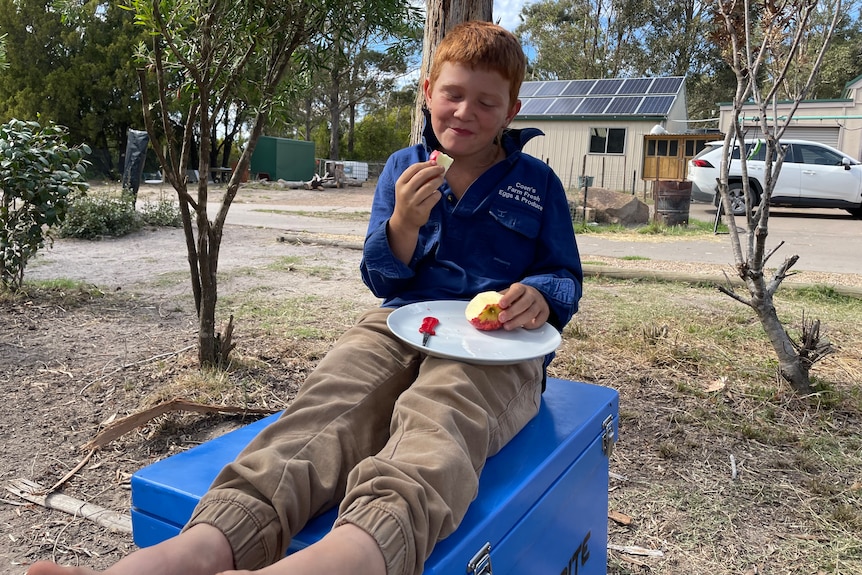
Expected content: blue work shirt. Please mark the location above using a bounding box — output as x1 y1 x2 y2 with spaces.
360 128 582 332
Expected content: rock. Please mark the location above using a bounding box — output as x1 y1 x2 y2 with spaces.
580 187 649 226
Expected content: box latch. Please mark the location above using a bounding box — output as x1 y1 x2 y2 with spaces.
467 542 492 575
601 414 615 458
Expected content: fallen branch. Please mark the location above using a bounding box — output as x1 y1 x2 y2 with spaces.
47 449 97 495
608 510 633 526
277 233 363 251
5 479 132 534
81 399 278 451
608 544 664 557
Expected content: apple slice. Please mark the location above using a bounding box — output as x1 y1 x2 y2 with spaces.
430 150 454 175
465 291 504 331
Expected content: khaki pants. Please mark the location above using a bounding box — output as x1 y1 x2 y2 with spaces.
186 307 544 575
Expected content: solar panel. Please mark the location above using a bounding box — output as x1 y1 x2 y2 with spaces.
604 96 642 114
647 77 683 94
577 97 612 114
619 78 653 95
518 98 554 115
638 95 675 114
545 97 584 115
519 82 541 98
515 76 682 118
562 80 595 96
591 79 624 95
535 81 570 97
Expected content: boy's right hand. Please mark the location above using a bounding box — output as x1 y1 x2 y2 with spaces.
390 161 445 231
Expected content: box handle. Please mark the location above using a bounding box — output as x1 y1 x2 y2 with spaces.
602 414 615 458
467 542 492 575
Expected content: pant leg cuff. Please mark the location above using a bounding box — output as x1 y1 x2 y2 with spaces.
184 494 280 570
336 499 413 575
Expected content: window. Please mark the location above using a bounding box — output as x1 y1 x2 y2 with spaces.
684 138 710 157
789 143 844 166
645 139 678 158
589 128 626 154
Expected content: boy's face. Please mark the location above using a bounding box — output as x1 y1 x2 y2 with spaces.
424 62 521 158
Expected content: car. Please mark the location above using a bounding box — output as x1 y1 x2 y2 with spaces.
686 139 862 218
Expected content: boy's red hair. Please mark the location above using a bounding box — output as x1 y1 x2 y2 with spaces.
428 21 526 107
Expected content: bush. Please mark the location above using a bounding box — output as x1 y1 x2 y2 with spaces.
0 119 90 291
58 192 142 239
139 196 182 227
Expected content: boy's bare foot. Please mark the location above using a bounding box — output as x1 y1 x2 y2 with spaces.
216 524 386 575
27 565 97 575
26 524 233 575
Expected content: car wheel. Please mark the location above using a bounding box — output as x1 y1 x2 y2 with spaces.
848 206 862 219
726 183 751 216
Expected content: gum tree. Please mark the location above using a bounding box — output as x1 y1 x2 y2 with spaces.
124 0 416 367
713 0 842 393
410 0 492 144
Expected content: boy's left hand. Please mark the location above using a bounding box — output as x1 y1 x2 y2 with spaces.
498 283 550 331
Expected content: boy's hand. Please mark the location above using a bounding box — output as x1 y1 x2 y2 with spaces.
387 161 445 264
391 161 445 231
498 283 550 331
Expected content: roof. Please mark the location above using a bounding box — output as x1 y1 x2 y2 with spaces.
516 76 685 120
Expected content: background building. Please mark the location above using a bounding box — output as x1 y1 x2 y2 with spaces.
718 74 862 159
510 76 689 194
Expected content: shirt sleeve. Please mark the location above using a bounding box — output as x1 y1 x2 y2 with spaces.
360 151 419 297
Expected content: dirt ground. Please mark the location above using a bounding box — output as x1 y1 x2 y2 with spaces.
0 183 380 573
1 182 859 574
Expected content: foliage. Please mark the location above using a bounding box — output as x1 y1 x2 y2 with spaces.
57 189 182 238
124 0 418 367
0 119 90 291
139 196 182 228
317 18 418 160
515 0 862 123
58 191 141 239
352 105 413 161
516 0 706 79
0 1 146 177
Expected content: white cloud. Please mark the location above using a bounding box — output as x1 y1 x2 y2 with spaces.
494 0 528 31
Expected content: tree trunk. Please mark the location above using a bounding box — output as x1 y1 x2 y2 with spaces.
410 0 493 145
329 63 341 160
347 101 356 156
303 96 313 141
751 293 812 394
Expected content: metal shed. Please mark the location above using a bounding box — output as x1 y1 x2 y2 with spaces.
510 76 688 194
250 136 316 181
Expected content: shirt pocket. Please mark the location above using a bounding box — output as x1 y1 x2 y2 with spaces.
475 201 543 275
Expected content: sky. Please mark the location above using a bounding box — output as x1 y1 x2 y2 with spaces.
494 0 528 32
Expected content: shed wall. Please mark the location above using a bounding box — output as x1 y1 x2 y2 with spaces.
509 119 658 194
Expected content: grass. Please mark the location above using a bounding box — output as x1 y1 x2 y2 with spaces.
203 271 861 575
252 208 371 221
555 277 862 574
21 236 857 574
574 216 728 236
0 278 105 304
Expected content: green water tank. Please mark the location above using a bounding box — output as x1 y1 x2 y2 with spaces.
250 136 315 181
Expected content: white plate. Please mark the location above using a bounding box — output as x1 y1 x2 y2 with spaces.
386 300 562 365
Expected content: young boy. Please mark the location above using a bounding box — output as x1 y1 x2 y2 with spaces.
28 20 582 575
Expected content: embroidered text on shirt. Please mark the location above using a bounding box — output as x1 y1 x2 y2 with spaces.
498 182 543 211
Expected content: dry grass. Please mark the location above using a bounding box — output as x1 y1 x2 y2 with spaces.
147 270 862 574
551 278 862 575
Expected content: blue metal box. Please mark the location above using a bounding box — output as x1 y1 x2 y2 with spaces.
131 378 618 574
